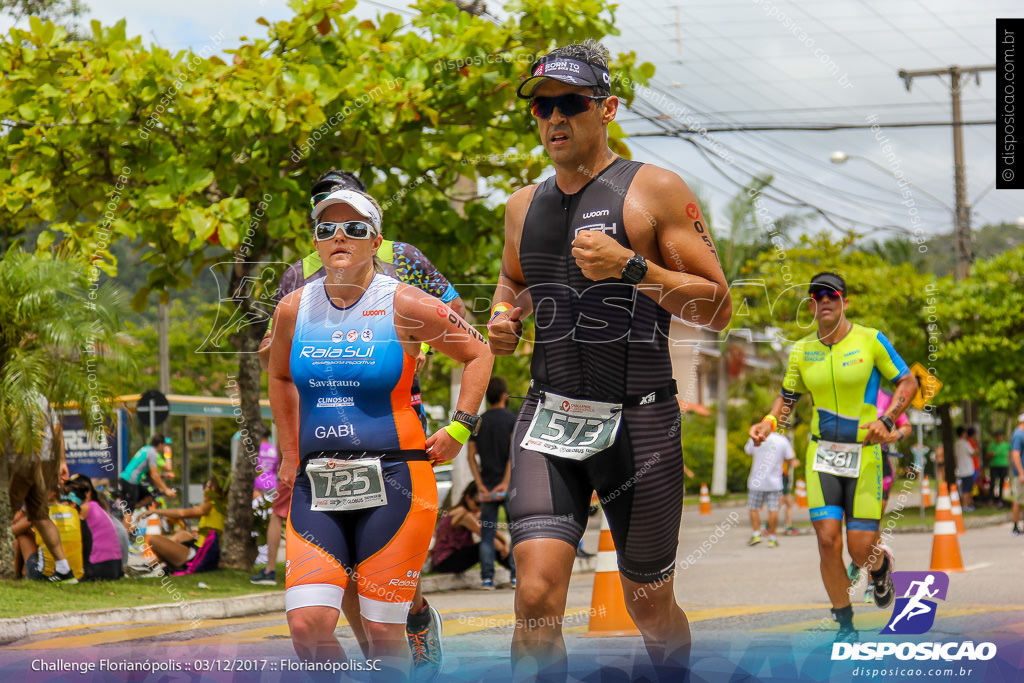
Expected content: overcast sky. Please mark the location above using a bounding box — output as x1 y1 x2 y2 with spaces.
6 0 1021 250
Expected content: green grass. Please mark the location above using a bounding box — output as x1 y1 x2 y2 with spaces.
879 500 1008 530
0 563 285 620
684 491 748 506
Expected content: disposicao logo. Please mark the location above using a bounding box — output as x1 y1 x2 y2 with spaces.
882 571 948 635
831 571 997 662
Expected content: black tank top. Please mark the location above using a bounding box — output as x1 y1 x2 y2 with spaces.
520 158 673 402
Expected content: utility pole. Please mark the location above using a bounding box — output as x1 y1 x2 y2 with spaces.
898 64 994 463
157 300 171 394
898 64 994 281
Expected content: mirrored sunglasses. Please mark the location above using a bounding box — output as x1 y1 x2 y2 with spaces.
810 288 843 301
309 191 333 208
530 93 607 119
314 221 375 241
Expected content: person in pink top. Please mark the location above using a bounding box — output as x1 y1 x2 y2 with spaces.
876 388 912 514
253 434 279 500
65 474 124 580
848 389 912 597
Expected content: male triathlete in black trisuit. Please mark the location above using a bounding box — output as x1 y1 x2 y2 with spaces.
489 40 731 678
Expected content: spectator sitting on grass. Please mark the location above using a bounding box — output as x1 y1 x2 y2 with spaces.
13 490 85 582
148 476 225 574
64 474 125 580
430 482 513 583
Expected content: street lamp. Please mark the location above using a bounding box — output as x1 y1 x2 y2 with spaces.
829 151 956 214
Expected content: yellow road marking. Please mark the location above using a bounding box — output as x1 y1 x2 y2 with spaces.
178 624 294 646
35 614 281 635
11 614 290 650
175 617 353 647
443 608 590 636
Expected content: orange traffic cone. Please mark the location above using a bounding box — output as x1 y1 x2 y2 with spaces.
795 479 809 509
949 484 966 535
921 475 932 508
142 513 161 562
584 513 641 637
930 482 965 572
699 483 712 515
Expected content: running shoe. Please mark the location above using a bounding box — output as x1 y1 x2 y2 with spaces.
48 570 79 585
747 533 763 546
766 538 778 548
481 579 495 590
250 569 277 586
834 625 859 643
785 526 799 536
408 604 444 681
872 544 896 609
846 561 860 585
1013 525 1023 537
575 544 595 559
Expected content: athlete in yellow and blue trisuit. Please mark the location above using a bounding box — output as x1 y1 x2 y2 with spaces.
749 272 918 643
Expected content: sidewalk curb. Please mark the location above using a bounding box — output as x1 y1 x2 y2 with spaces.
0 558 596 645
0 591 285 645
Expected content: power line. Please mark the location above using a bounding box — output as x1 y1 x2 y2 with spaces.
628 120 994 134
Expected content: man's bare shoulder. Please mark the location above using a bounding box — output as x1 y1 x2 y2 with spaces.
632 164 693 198
508 184 540 213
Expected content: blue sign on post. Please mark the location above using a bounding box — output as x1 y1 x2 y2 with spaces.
62 413 118 479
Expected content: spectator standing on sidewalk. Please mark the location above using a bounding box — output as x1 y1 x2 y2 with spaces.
779 449 801 535
954 426 977 512
466 377 517 589
987 430 1010 508
744 431 793 547
1009 414 1024 536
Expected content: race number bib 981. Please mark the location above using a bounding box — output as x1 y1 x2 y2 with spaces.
812 440 861 478
521 391 622 461
305 457 387 511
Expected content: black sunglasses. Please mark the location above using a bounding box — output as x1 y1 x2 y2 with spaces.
530 93 607 119
314 221 376 241
810 288 843 301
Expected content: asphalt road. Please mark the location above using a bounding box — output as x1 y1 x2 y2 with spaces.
3 503 1023 682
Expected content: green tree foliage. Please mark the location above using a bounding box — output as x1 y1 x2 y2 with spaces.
733 233 932 363
926 246 1024 409
0 0 652 566
0 248 137 579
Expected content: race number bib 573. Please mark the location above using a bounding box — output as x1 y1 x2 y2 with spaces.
521 391 622 461
305 457 387 511
812 440 861 478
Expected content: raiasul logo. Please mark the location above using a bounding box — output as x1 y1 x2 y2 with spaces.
881 571 949 635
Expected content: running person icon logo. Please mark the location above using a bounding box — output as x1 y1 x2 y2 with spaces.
881 571 949 635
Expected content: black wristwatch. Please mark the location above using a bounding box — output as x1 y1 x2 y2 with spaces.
878 415 896 433
451 410 482 436
621 252 648 285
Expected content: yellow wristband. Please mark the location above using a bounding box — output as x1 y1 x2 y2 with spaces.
761 415 778 432
444 421 471 444
490 302 512 319
419 342 431 355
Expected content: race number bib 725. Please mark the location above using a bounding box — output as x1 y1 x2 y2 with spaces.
520 391 622 461
812 440 861 478
305 457 387 511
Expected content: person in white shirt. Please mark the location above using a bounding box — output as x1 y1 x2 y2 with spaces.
744 432 795 547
